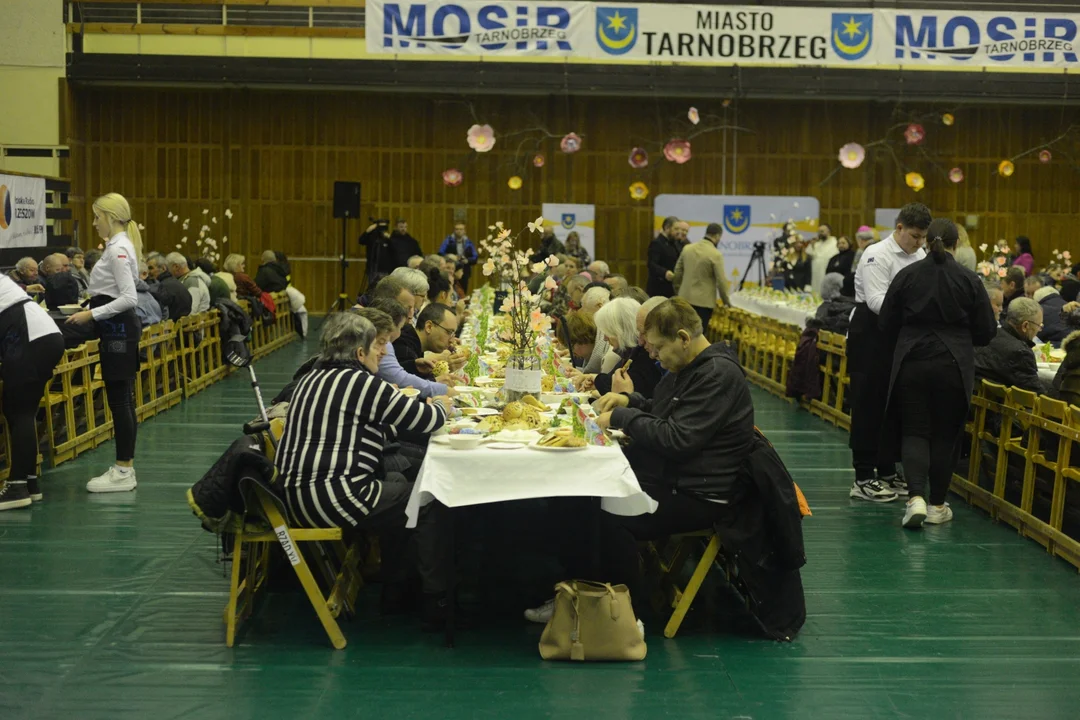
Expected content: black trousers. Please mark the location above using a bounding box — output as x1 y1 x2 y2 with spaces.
847 331 896 482
692 305 713 332
895 355 968 505
105 379 137 463
1 334 65 481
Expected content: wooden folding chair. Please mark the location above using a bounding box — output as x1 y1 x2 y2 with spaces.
223 420 364 649
647 530 723 639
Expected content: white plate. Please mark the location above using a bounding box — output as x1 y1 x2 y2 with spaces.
431 434 452 445
454 386 484 393
459 407 499 417
529 440 589 452
487 442 525 450
489 429 542 444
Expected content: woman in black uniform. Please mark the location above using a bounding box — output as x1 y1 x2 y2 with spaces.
65 192 143 493
879 218 998 529
0 276 65 510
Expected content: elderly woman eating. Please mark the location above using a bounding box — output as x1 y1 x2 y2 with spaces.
590 297 662 398
274 312 454 628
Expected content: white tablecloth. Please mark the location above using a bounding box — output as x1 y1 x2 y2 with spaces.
729 292 816 329
405 443 659 527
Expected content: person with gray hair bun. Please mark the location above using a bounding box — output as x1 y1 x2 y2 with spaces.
274 311 455 629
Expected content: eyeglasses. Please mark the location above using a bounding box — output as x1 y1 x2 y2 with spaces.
432 322 456 336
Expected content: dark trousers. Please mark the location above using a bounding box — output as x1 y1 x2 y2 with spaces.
351 472 449 595
692 305 713 332
896 356 968 505
848 334 896 482
2 334 65 481
603 483 734 600
105 379 138 463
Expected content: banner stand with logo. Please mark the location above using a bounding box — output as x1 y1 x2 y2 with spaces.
0 173 48 249
541 203 595 261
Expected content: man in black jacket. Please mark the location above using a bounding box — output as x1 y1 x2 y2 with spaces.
594 299 754 558
149 266 193 322
646 216 681 297
40 253 80 310
974 296 1050 395
389 219 423 270
254 250 290 293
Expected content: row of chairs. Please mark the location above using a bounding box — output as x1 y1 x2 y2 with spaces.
0 291 299 481
707 302 1080 572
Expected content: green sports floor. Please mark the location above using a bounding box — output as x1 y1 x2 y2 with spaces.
3 332 1080 720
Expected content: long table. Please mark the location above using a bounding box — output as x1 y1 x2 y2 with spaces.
728 292 817 329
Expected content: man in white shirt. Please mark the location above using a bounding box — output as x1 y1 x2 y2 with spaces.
847 203 931 503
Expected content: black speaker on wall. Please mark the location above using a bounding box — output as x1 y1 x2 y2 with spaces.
333 181 361 219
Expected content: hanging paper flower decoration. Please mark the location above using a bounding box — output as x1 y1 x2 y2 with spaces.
998 160 1015 177
949 167 964 183
442 168 463 187
629 181 649 200
628 147 649 169
560 133 582 154
1039 149 1052 163
905 172 925 192
663 139 692 164
688 107 700 125
533 154 545 168
942 113 955 126
507 176 523 190
467 124 495 152
838 143 865 169
904 124 926 145
721 99 731 108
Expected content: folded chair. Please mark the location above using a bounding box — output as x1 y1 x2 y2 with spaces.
223 419 364 649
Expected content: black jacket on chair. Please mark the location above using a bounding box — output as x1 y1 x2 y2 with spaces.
610 342 754 497
974 323 1049 395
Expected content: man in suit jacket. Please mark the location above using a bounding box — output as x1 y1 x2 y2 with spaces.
673 222 731 329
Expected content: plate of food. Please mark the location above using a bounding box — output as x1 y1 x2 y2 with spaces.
530 429 588 451
460 407 499 417
398 387 421 398
58 304 84 316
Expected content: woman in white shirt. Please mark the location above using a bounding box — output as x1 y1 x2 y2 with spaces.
0 276 65 510
65 192 143 494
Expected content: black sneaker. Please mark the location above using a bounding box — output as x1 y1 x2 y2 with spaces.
421 593 471 633
27 477 42 502
0 480 32 511
880 475 909 497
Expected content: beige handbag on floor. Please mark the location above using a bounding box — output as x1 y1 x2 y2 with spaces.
538 580 647 661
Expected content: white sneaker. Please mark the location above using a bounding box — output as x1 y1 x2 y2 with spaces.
850 479 899 503
87 466 137 494
902 497 927 529
926 503 954 525
524 598 555 624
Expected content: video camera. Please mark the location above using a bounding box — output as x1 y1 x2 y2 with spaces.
370 217 390 229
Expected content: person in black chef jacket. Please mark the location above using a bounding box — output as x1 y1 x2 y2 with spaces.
878 218 998 530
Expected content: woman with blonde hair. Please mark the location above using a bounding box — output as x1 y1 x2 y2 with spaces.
65 192 143 493
214 253 241 302
955 225 977 272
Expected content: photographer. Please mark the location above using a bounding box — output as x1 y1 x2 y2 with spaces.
360 218 397 281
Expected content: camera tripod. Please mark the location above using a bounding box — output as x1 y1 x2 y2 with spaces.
738 244 769 290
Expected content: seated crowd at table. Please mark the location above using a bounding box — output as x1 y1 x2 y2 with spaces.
246 233 807 639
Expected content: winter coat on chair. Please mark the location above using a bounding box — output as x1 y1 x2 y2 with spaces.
786 327 821 401
1052 330 1080 406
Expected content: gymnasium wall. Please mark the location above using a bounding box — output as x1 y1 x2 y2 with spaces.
67 87 1080 312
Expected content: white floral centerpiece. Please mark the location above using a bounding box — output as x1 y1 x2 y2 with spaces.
479 216 557 399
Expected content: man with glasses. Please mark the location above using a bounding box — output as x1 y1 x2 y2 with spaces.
974 296 1050 395
415 303 459 377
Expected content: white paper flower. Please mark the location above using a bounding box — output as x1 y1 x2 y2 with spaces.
212 217 217 224
202 209 209 215
175 244 181 249
222 236 228 243
172 216 179 223
180 236 187 243
225 209 233 219
527 216 545 233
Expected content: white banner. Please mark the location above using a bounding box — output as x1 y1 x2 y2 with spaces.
654 194 819 287
541 203 595 261
874 208 901 235
365 2 1079 71
0 174 47 248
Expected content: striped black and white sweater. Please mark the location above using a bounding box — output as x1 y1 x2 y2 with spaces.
275 360 446 528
